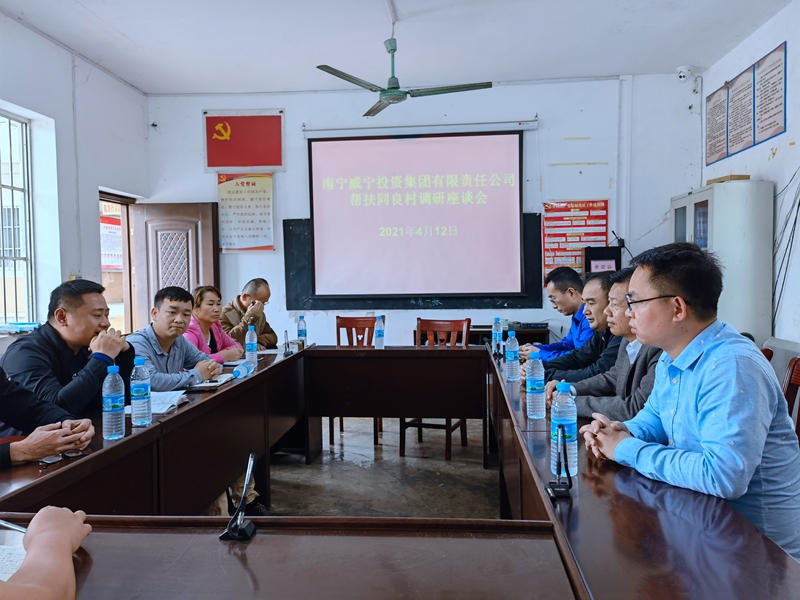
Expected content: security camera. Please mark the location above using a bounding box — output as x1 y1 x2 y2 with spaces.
677 66 692 82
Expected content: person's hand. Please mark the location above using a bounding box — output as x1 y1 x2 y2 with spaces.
9 424 85 464
545 380 559 405
24 506 92 554
195 359 221 381
220 347 244 362
580 413 630 460
520 343 538 361
244 300 264 319
89 328 128 358
62 419 94 450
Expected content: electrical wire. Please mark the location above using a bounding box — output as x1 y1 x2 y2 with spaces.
772 165 800 327
610 230 634 260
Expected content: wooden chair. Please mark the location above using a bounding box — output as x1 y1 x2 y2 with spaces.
761 347 774 362
333 316 384 446
782 356 800 423
400 318 471 461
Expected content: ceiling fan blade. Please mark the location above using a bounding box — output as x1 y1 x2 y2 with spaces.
363 100 391 117
406 82 492 98
316 65 384 92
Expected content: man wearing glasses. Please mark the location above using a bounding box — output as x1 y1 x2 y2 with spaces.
581 242 800 561
520 267 593 362
220 278 278 350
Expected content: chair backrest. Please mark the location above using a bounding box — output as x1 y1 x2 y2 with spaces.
761 347 774 362
782 356 800 419
415 318 471 348
336 316 383 347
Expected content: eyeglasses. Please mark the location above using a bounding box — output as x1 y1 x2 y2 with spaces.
39 449 84 466
625 293 679 312
547 289 572 304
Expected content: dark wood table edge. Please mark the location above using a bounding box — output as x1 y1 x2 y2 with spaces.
488 354 593 600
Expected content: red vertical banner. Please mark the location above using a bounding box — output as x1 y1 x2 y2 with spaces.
204 113 283 169
542 200 608 277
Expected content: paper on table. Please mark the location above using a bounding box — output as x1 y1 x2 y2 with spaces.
257 349 279 355
0 545 25 581
223 359 246 367
185 373 234 390
124 391 188 415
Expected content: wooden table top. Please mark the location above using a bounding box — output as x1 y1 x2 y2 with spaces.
492 356 800 599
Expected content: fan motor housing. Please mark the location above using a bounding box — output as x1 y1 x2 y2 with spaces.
380 89 407 104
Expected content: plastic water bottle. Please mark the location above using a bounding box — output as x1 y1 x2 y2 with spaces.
551 382 578 477
102 365 125 440
374 315 385 349
130 357 152 427
505 331 520 381
298 316 307 347
525 358 546 419
233 362 252 378
491 317 502 354
245 325 258 370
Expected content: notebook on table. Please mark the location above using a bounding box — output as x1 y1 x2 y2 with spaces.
124 391 189 415
185 372 234 392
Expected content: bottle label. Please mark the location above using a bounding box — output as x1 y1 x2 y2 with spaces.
130 382 150 401
505 349 519 362
492 331 499 344
103 394 125 412
298 328 307 338
245 342 257 353
551 419 577 444
375 330 384 338
526 378 544 393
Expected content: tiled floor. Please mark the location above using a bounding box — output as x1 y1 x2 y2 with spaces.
266 418 500 519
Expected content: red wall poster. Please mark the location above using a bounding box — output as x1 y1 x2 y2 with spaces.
542 200 609 276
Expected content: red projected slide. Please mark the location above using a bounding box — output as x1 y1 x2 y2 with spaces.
310 133 522 296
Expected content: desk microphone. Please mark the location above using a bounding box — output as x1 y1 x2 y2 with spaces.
220 453 258 542
546 424 573 501
283 330 292 357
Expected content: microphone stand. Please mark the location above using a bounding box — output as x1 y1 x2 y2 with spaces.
220 453 258 541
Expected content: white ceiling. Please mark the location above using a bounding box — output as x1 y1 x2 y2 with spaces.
1 0 791 94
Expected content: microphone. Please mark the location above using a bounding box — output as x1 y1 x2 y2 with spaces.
220 453 258 541
283 330 292 357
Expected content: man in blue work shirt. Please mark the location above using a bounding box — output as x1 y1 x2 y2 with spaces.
582 242 800 561
521 267 593 362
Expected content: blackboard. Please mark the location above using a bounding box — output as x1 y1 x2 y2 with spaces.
283 213 543 310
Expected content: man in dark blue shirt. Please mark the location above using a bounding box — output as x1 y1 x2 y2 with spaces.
521 267 592 362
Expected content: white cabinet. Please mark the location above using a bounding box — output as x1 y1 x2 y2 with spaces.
670 181 774 344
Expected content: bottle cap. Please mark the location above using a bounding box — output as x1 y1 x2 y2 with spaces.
556 382 571 393
494 317 500 322
248 325 255 330
508 331 516 337
376 315 382 322
107 365 120 374
299 315 305 320
133 357 145 366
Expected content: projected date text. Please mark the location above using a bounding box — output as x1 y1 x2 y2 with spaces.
379 226 458 237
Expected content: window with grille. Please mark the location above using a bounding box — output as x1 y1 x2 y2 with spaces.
0 111 34 323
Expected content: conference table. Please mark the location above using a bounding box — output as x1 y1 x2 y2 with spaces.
0 344 798 599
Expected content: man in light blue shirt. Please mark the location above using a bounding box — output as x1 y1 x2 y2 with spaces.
521 267 593 362
127 287 220 391
581 242 800 560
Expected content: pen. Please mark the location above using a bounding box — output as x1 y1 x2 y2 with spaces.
0 520 26 534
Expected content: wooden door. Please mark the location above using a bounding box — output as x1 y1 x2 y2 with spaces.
129 203 218 331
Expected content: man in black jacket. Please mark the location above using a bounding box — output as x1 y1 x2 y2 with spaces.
0 368 94 470
542 272 622 382
0 280 134 435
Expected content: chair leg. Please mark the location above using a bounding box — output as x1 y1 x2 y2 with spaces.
378 417 383 432
445 418 452 461
339 417 344 432
329 417 334 446
399 418 406 456
460 419 468 446
418 420 423 443
373 418 379 446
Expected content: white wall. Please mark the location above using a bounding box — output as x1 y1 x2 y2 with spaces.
0 14 148 320
148 75 699 345
702 0 800 342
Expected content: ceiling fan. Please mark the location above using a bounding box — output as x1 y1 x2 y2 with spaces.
317 38 492 117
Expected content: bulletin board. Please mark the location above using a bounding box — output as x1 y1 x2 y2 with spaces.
542 200 609 276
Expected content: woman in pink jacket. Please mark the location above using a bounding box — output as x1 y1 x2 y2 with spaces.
184 285 243 364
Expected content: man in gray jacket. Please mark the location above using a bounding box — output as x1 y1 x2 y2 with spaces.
546 267 661 421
